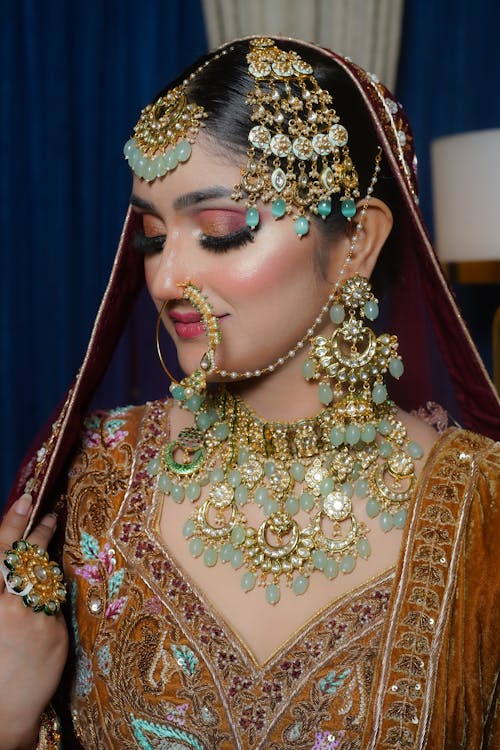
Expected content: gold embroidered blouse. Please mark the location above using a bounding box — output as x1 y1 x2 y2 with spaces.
61 401 499 749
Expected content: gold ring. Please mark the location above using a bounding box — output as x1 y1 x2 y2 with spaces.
2 540 66 615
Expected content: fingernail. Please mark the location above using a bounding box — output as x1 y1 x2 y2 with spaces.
40 513 57 529
13 494 33 516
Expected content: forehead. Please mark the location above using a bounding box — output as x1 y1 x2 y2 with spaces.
131 136 243 205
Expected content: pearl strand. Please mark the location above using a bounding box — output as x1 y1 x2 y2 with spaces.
217 148 382 380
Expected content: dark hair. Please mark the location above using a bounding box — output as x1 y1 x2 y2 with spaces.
160 38 398 291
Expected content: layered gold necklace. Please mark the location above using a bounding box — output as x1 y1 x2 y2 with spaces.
153 386 422 605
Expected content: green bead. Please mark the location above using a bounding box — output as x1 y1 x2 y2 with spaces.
389 357 404 379
209 467 225 483
264 460 276 477
342 482 354 498
302 358 316 380
186 482 201 501
246 206 260 229
196 411 214 431
231 525 246 546
393 509 408 528
372 383 388 404
345 425 361 445
329 427 344 446
361 424 376 443
356 479 369 498
220 543 234 562
214 422 229 440
312 550 327 570
378 419 392 436
379 512 394 532
379 442 393 458
266 584 280 605
170 385 185 401
318 200 332 219
341 198 356 218
254 487 269 506
186 393 204 412
363 300 379 321
300 492 315 511
231 550 244 570
366 498 380 518
294 216 310 237
319 383 333 405
235 485 249 506
317 199 332 218
407 441 424 459
340 555 356 573
320 477 334 496
228 469 241 487
204 548 218 567
291 462 306 482
165 150 178 170
357 539 371 559
182 519 195 538
175 140 191 162
264 499 278 516
271 198 286 218
285 496 299 516
147 458 161 476
237 447 249 464
293 575 309 596
189 537 204 558
241 571 256 592
158 473 172 493
171 484 185 503
329 304 345 324
324 559 339 580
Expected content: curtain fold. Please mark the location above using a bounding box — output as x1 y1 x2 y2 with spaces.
201 0 404 88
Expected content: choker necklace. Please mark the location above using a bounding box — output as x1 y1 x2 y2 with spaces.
150 384 423 606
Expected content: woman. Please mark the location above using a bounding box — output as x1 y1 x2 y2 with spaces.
1 37 498 750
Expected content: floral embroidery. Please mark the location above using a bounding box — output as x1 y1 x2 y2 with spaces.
74 535 128 620
75 646 93 698
81 407 132 448
130 714 208 750
311 730 343 749
97 645 112 676
318 668 351 695
171 645 198 677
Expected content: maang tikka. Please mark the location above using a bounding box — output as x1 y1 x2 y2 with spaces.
232 37 360 238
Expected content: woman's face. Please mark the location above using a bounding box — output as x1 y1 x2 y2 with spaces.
131 138 346 379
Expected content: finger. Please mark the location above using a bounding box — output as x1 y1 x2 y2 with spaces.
25 513 58 550
0 495 33 552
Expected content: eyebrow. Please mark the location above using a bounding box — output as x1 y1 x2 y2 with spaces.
129 186 235 214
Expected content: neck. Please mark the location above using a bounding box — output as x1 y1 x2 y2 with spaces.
222 343 327 422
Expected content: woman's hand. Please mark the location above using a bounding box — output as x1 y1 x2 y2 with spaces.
0 494 69 750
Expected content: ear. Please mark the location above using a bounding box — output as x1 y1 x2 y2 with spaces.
323 198 393 281
349 198 393 278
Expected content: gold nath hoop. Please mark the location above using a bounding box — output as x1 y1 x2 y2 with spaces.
155 298 181 385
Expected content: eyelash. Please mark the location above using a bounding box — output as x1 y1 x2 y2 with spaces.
132 226 255 255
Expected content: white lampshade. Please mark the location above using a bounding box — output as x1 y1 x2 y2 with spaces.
431 128 500 262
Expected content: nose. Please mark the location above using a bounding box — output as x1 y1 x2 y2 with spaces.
146 230 190 303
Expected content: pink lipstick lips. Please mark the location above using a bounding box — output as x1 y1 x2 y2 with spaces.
169 309 225 339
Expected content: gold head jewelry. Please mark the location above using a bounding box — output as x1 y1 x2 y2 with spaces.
123 85 207 181
232 37 360 238
155 282 222 403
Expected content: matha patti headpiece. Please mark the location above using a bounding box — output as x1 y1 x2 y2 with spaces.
232 38 360 238
123 85 207 181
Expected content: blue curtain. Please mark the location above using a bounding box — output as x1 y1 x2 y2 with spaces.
1 1 207 503
395 0 500 382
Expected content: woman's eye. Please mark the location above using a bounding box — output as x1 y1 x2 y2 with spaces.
198 210 255 253
132 231 166 254
132 214 166 254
